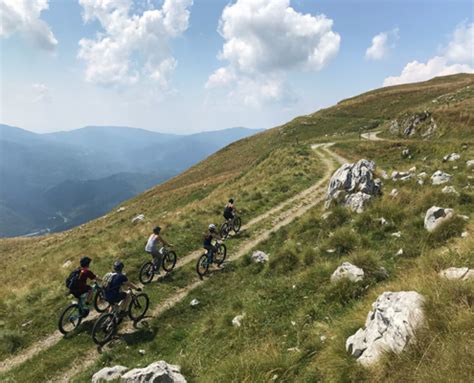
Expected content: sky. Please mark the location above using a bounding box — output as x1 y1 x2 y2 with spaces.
0 0 473 134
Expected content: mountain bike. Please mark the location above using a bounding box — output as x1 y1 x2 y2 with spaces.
196 241 227 278
58 283 109 335
220 215 242 239
91 289 149 345
139 246 177 284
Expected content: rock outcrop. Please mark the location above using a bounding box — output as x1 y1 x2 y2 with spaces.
121 361 186 383
330 262 364 283
92 366 129 382
326 159 382 213
424 206 454 232
389 111 436 137
346 291 425 366
439 267 474 281
431 171 452 185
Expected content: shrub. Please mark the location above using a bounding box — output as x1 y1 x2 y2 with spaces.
324 206 350 229
0 330 25 354
327 227 359 255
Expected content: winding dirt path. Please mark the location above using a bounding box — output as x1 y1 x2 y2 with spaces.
2 143 347 381
361 131 384 141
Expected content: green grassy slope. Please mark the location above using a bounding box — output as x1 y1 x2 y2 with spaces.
0 74 473 382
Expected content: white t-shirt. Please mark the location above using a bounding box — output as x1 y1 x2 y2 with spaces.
145 234 159 253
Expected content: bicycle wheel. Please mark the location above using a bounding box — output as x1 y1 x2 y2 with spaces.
58 303 83 335
162 251 177 272
214 243 227 266
220 223 230 239
128 293 150 321
93 289 110 313
92 313 116 345
139 261 155 284
196 254 209 277
233 217 242 233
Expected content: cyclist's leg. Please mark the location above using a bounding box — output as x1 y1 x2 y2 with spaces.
117 292 130 314
151 249 162 272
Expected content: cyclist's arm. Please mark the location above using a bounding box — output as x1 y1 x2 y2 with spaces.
157 234 171 247
124 281 141 290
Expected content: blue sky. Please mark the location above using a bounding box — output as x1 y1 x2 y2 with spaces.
1 0 473 133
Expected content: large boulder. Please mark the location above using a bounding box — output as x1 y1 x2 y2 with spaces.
330 262 364 283
121 361 186 383
431 171 452 185
346 291 424 366
326 159 381 212
424 206 454 232
92 366 129 382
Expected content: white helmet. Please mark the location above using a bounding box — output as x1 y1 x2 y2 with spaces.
208 224 216 231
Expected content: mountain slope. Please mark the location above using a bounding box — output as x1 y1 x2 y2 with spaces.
0 74 473 382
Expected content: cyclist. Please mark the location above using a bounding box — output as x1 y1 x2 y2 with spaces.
203 224 222 264
223 198 236 223
104 261 141 316
145 226 173 274
69 256 101 307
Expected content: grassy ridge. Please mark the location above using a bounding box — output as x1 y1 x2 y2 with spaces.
0 74 473 382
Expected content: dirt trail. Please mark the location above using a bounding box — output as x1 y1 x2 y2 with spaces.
52 143 347 382
2 143 346 381
361 131 384 141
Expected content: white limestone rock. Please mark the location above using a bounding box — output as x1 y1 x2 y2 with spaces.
424 206 454 232
330 262 365 283
121 361 186 383
431 171 452 185
232 314 245 328
251 250 269 263
439 267 470 280
190 299 200 307
346 291 425 366
92 366 129 382
325 159 382 211
443 153 461 162
132 214 145 223
441 186 459 195
466 160 474 168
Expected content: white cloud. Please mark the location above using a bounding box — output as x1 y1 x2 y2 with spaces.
384 22 474 86
32 83 51 103
444 22 474 63
206 0 340 106
78 0 193 88
0 0 58 50
365 28 399 60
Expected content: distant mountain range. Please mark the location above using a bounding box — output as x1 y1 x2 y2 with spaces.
0 124 262 237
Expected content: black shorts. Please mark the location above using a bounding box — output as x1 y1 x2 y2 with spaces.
224 212 234 220
71 285 92 299
106 291 127 304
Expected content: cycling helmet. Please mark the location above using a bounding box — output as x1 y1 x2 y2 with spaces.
153 226 161 234
113 260 124 272
229 198 234 204
208 224 217 232
80 256 92 267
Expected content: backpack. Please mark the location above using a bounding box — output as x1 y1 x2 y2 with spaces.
66 268 81 290
103 272 117 292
